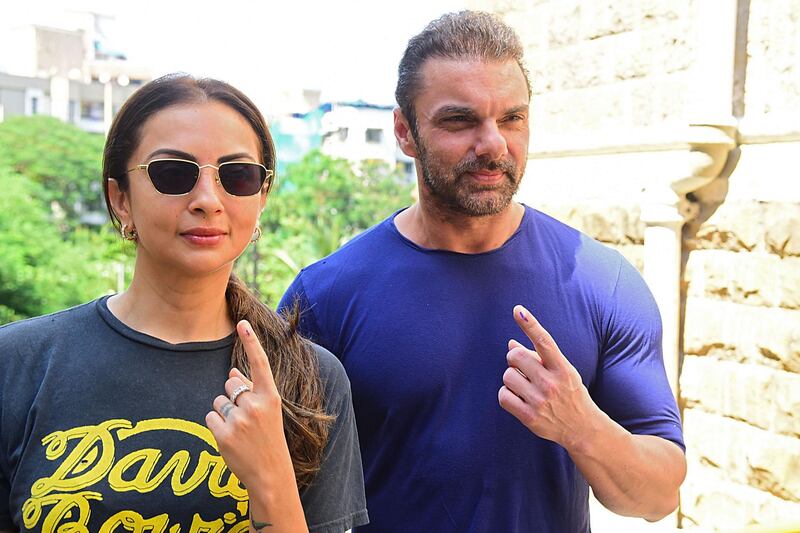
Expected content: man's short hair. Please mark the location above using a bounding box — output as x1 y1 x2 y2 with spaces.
395 10 531 138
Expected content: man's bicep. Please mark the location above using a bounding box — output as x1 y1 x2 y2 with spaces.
595 259 684 448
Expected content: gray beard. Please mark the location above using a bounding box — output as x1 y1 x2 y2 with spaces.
417 142 522 217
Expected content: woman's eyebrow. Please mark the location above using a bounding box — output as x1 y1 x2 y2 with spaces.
145 148 196 161
219 153 257 164
142 150 256 164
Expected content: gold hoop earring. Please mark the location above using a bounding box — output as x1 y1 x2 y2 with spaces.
251 226 262 243
121 223 138 241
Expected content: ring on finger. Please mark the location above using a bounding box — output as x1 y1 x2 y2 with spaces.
229 384 251 405
220 401 235 419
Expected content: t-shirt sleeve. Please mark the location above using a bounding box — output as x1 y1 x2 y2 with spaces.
591 259 685 451
300 345 368 532
0 327 15 531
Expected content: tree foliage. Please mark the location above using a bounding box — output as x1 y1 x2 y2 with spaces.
0 169 128 323
238 150 414 304
0 116 106 228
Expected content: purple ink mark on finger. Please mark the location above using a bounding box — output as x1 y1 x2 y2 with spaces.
519 311 529 322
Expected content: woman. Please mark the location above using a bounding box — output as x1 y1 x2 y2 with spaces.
0 74 368 532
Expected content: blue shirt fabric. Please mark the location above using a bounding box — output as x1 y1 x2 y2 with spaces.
279 205 684 533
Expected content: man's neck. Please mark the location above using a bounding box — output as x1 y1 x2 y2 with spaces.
107 258 235 344
394 200 525 254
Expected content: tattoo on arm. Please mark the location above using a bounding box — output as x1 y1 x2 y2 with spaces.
221 401 235 419
251 518 273 531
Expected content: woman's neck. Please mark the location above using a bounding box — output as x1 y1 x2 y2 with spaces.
107 260 236 344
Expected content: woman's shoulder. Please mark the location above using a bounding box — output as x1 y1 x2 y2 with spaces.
0 299 100 347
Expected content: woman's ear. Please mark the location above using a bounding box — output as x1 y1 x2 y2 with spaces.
107 178 133 226
260 174 272 209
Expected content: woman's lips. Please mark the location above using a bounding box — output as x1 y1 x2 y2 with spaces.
181 227 226 245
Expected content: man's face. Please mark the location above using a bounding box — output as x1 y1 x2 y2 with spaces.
407 58 530 216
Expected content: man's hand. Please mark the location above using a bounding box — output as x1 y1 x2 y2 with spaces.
498 305 686 521
498 305 602 449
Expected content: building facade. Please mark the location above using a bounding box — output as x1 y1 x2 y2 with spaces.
270 99 416 181
467 0 800 530
0 14 150 133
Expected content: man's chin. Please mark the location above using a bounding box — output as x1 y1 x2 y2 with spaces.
457 192 515 217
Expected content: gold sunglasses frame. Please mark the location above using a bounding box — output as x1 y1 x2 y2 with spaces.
127 158 274 197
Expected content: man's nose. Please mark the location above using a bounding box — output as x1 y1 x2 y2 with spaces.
474 122 509 160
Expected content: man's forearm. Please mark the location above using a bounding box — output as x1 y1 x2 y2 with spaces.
566 408 687 521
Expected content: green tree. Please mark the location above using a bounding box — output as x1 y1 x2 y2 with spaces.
0 170 128 323
239 150 414 304
0 116 106 229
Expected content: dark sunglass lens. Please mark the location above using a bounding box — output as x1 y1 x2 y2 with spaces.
147 160 198 194
219 163 266 196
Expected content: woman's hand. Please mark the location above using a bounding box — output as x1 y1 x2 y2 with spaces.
206 320 308 532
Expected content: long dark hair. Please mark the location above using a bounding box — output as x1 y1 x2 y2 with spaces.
102 73 331 489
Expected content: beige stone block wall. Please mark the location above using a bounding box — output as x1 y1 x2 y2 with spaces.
470 0 695 137
743 0 800 123
681 137 800 527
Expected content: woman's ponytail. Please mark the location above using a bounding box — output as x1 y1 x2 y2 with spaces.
226 273 332 490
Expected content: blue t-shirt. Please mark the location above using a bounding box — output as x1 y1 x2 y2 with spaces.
279 205 684 533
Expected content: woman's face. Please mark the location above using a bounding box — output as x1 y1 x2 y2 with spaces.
110 100 267 280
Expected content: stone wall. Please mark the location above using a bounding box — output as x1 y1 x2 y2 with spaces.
468 0 800 530
680 147 800 528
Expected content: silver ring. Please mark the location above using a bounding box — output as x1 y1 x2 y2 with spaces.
229 384 251 404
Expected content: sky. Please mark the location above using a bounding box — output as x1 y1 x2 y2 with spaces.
2 0 466 113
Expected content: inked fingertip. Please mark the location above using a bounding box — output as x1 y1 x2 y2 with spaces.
236 320 252 338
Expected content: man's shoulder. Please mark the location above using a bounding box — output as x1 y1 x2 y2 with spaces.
525 206 625 269
297 212 400 279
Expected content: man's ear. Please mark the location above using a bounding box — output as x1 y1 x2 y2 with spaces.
107 178 133 226
394 108 418 158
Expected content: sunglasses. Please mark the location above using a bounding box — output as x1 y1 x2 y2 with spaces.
127 158 272 196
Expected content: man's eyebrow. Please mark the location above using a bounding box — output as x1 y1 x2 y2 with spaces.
504 104 530 115
433 106 477 119
432 104 530 120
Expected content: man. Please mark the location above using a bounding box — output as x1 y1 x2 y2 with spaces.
279 11 686 532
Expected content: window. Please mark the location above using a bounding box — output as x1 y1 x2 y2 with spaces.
365 128 383 144
30 97 38 115
81 101 104 120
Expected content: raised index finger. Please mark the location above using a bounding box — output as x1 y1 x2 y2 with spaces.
236 320 276 393
513 305 567 370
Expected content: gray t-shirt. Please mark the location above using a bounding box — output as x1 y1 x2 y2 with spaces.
0 297 368 532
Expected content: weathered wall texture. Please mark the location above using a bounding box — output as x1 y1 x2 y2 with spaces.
468 0 800 530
